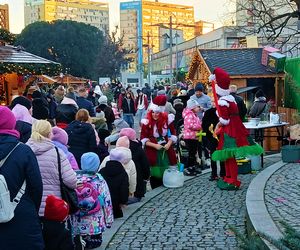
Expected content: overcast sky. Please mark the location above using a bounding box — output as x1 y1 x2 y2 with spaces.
0 0 235 34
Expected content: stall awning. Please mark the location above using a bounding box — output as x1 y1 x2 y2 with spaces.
237 86 259 94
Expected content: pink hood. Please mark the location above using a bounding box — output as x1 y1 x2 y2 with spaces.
12 104 33 124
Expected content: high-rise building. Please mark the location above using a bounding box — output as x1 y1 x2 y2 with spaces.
194 20 214 36
120 0 195 73
0 4 9 31
24 0 109 33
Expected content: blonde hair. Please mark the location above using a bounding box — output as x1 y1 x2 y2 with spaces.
76 109 90 122
31 120 52 141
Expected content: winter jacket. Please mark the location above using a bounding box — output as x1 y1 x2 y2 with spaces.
26 138 77 216
190 93 212 119
98 104 115 132
15 120 32 143
41 219 73 250
56 97 78 126
100 147 136 194
72 172 113 236
76 96 96 117
231 93 247 121
164 101 176 115
47 95 58 120
121 97 136 115
32 98 49 120
129 140 150 198
52 141 79 170
65 120 98 168
99 160 129 218
0 135 44 250
182 108 202 140
249 97 268 118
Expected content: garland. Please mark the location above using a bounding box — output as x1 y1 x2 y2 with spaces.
0 62 62 76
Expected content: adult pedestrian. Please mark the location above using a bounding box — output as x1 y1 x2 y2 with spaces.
135 89 148 125
76 88 96 117
248 89 269 119
31 90 49 120
65 109 98 168
0 106 44 250
97 95 115 132
157 89 176 115
121 91 136 128
229 85 247 121
26 120 77 215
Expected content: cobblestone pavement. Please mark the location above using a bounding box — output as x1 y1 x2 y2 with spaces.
265 162 300 233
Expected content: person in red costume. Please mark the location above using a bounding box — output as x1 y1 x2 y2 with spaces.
210 68 264 190
140 95 177 189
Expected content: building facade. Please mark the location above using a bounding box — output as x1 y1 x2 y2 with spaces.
24 0 109 33
0 4 9 31
120 0 195 74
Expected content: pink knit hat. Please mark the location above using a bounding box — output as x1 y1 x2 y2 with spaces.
0 106 20 138
116 136 129 148
51 126 68 146
119 128 136 141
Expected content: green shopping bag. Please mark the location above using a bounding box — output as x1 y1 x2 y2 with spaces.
150 149 170 178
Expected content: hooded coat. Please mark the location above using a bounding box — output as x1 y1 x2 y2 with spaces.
12 104 33 143
0 135 44 250
100 147 136 194
99 160 129 218
26 138 77 216
65 120 98 168
56 97 78 127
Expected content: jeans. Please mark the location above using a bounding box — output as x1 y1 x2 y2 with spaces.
123 113 134 128
136 108 146 124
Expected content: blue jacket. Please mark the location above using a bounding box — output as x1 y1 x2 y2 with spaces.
76 97 96 117
0 135 44 250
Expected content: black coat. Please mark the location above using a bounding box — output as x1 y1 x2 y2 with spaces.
129 140 150 198
202 108 219 152
76 97 96 117
41 219 73 250
121 97 136 115
32 98 49 120
65 120 97 168
231 93 247 121
98 104 115 132
56 104 78 125
0 135 44 250
99 160 129 218
15 120 32 143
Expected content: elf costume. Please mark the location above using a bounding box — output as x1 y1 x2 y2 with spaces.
140 95 177 188
210 68 264 190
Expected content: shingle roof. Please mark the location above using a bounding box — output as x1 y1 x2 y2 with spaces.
0 45 59 64
199 48 277 76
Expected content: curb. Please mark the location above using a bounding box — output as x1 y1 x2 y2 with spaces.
246 160 286 249
99 168 211 249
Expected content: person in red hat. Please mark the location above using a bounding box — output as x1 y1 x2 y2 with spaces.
140 95 177 189
210 68 263 190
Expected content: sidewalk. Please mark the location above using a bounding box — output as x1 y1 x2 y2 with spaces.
98 156 280 250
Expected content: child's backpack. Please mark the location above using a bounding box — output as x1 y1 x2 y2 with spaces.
0 143 26 223
76 175 103 218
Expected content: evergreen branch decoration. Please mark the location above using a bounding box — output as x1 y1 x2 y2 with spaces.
0 29 16 44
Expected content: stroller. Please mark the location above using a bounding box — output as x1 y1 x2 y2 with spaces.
175 119 189 168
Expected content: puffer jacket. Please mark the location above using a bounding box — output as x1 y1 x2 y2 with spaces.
26 138 77 216
182 108 202 140
52 140 79 170
100 147 136 194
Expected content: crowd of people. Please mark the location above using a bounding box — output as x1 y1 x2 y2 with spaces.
0 68 265 249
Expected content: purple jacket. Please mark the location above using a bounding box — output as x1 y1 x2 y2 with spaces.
53 140 79 170
27 138 77 216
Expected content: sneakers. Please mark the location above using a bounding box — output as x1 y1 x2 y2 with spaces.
209 176 219 181
184 167 197 176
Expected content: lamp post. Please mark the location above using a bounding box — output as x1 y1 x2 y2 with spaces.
174 32 180 82
169 15 173 83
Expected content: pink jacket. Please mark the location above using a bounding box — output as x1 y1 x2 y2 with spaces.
182 108 202 140
26 138 77 216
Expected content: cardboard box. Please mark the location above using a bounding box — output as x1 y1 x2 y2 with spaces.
266 52 286 73
261 47 279 66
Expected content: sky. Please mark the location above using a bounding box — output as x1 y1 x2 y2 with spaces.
0 0 234 34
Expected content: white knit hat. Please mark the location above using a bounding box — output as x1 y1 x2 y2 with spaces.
98 95 108 105
186 99 200 110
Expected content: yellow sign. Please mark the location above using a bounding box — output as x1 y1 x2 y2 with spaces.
246 36 258 48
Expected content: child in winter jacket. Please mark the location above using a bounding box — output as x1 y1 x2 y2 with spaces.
51 126 79 170
99 147 129 218
182 99 202 176
41 195 74 250
100 136 136 196
72 152 113 249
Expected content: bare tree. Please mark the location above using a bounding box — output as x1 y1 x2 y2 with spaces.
230 0 300 55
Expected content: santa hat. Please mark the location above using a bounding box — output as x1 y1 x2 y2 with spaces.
210 67 231 96
149 95 167 113
119 128 136 141
44 195 69 222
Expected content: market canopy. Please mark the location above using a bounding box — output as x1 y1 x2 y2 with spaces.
237 86 259 94
0 45 61 75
